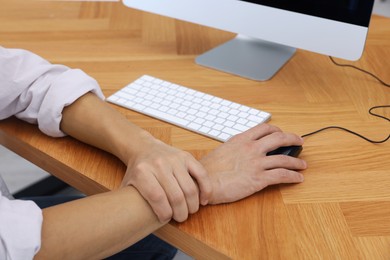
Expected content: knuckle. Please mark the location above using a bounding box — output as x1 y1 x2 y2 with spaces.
182 151 196 163
196 169 209 179
272 131 286 140
263 123 279 132
152 157 166 169
262 123 272 131
277 169 293 180
170 192 185 205
184 186 198 198
132 162 150 174
280 156 292 165
182 151 192 158
127 172 142 184
148 190 166 204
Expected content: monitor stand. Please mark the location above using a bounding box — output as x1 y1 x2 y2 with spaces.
195 34 296 81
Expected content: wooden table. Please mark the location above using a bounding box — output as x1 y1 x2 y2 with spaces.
1 1 390 259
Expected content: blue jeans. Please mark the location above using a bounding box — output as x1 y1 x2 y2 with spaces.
26 195 178 260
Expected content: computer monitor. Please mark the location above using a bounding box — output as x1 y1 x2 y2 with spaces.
122 0 375 81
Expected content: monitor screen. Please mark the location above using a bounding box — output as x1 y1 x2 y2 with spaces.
122 0 375 80
242 0 372 27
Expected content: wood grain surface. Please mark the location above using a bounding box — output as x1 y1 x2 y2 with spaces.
1 1 390 259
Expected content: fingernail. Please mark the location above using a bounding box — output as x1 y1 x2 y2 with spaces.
303 160 308 168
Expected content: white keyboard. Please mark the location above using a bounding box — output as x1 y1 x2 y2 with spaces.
106 75 271 142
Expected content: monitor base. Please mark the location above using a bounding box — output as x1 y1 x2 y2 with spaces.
195 35 296 81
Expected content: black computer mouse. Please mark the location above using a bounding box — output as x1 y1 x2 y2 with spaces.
266 145 303 157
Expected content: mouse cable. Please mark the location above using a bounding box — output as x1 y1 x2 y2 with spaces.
329 56 390 88
301 57 390 144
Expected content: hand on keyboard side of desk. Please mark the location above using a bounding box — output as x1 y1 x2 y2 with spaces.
200 124 307 204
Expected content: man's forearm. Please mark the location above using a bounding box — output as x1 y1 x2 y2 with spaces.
60 92 156 165
35 186 165 260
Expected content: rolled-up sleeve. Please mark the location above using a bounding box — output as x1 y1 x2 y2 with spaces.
0 46 105 137
0 191 43 260
0 46 106 258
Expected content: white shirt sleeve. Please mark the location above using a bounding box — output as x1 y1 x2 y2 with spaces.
0 46 106 258
0 46 105 137
0 190 43 260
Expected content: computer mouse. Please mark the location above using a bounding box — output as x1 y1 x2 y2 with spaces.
266 145 303 158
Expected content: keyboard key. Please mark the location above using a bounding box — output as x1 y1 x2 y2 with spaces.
144 107 190 126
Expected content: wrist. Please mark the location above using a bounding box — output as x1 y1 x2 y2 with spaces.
206 175 220 205
118 129 157 165
200 157 220 205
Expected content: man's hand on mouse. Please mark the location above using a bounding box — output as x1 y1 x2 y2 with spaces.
200 123 307 204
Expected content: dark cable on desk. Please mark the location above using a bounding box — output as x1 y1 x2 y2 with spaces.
302 107 390 143
369 105 390 122
302 107 390 144
329 56 390 88
301 57 390 144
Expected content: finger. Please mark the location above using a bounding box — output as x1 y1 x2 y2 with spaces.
186 158 212 206
257 131 304 154
233 123 281 141
156 170 189 222
261 155 307 171
132 176 173 223
172 166 200 214
260 168 305 187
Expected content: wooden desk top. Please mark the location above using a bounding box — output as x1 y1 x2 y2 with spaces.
1 1 390 259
